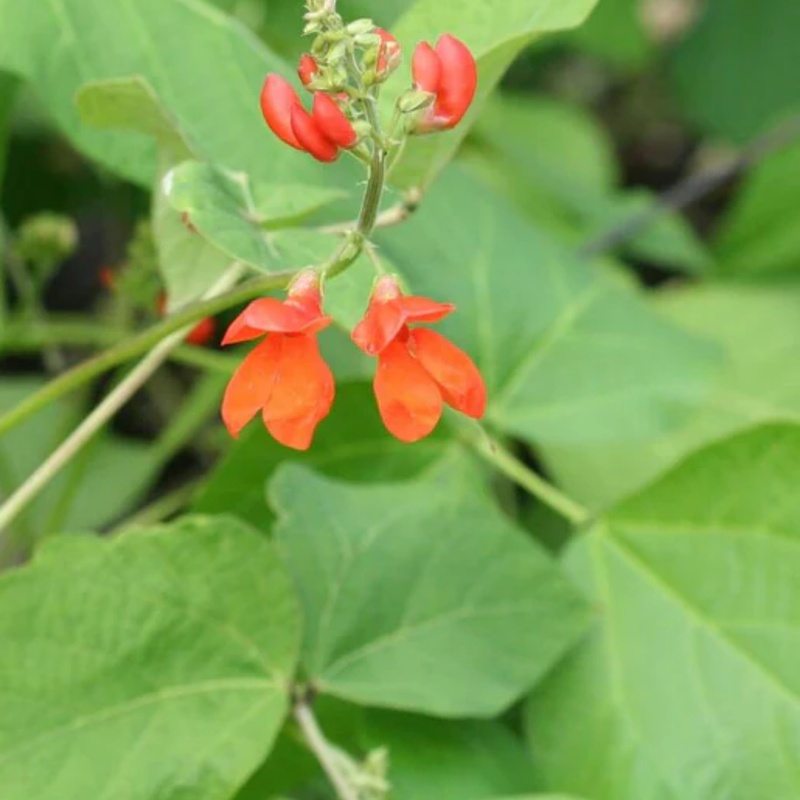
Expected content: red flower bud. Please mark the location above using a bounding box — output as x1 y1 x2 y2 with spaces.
157 293 217 347
375 28 401 78
298 54 318 88
260 75 358 162
411 35 477 132
352 276 486 442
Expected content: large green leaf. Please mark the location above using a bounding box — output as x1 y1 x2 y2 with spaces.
361 711 537 800
271 454 590 717
0 0 340 188
193 382 449 530
386 0 601 189
528 424 800 800
376 168 719 445
670 0 800 143
713 141 800 278
0 515 301 800
542 284 800 510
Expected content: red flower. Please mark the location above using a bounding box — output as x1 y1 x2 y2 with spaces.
298 54 318 87
260 74 357 162
220 271 334 451
156 293 217 347
375 28 401 78
411 35 477 132
352 276 486 442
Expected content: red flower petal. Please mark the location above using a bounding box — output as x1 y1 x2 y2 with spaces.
222 298 331 345
221 336 281 437
262 334 335 450
376 28 401 76
311 93 358 149
396 296 455 324
351 299 406 356
261 74 303 150
290 105 339 162
434 35 477 129
186 316 216 347
412 41 442 94
411 328 486 418
374 339 443 443
298 54 318 87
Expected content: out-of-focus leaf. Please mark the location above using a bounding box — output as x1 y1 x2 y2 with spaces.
528 425 800 800
0 0 343 188
271 455 591 717
193 382 448 530
713 139 800 277
0 71 19 195
566 0 651 70
671 0 800 143
0 378 157 546
543 284 800 510
0 516 301 800
377 168 719 446
386 0 601 189
361 710 537 800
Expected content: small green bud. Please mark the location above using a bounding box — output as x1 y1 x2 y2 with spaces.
397 89 436 114
346 18 374 35
15 213 79 281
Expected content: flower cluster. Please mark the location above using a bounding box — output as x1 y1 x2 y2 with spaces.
222 273 486 450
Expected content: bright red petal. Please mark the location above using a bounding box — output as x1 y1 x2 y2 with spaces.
434 35 477 129
221 336 281 437
262 334 335 450
221 298 329 345
412 41 442 94
312 93 357 149
290 105 339 162
397 296 455 324
351 299 406 355
261 74 303 150
186 317 216 346
411 328 486 419
374 339 443 443
298 54 318 87
376 28 401 76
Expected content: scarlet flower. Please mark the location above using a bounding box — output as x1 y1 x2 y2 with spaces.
352 276 486 443
220 270 335 451
260 74 357 162
297 54 318 87
375 28 401 78
411 34 477 132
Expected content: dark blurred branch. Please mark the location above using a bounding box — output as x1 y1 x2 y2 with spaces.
580 114 800 258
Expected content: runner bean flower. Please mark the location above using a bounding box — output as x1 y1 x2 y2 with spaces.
352 275 487 442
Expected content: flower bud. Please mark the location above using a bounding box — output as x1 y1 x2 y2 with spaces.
298 54 318 88
397 89 436 114
346 18 375 35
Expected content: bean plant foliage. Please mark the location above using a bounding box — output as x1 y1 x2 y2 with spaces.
0 0 798 799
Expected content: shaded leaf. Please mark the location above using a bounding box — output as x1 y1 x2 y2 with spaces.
0 515 301 800
271 454 590 716
528 425 800 800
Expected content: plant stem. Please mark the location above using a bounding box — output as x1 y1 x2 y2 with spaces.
463 425 590 527
112 480 199 534
0 269 293 439
294 699 360 800
0 266 245 535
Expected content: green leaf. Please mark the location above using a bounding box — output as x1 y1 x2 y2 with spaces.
527 424 800 800
713 141 800 278
0 71 19 194
360 710 537 800
542 283 800 510
0 515 301 800
163 160 346 274
386 0 601 189
271 454 591 717
193 382 449 529
0 0 339 188
670 0 800 143
377 168 719 445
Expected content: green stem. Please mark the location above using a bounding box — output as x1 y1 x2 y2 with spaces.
464 425 590 527
112 480 199 534
0 270 293 439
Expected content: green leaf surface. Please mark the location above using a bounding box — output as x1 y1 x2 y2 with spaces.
542 283 800 510
0 0 340 188
193 382 449 530
0 515 301 800
528 424 800 800
670 0 800 143
713 140 800 277
376 168 719 445
386 0 601 189
271 454 591 717
361 711 537 800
